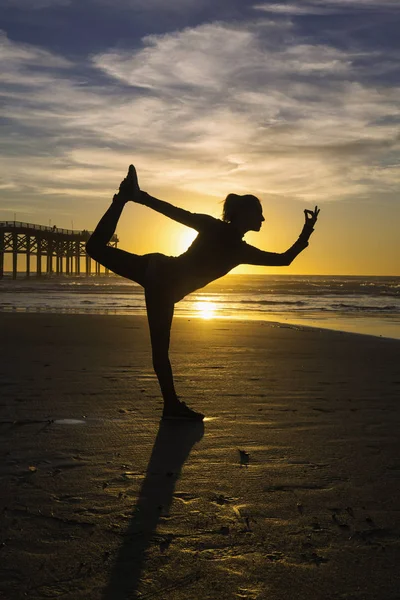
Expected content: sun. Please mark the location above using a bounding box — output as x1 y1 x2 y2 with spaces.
195 300 217 320
176 228 198 254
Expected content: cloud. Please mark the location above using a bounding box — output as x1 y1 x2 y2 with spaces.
0 18 399 217
253 0 400 15
0 0 209 12
253 3 328 15
0 30 71 69
96 0 202 9
90 23 399 198
0 0 70 8
319 0 400 6
93 25 353 92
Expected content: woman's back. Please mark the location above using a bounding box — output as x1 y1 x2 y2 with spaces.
167 215 248 301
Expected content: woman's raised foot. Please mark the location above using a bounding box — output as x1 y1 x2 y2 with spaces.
117 164 141 202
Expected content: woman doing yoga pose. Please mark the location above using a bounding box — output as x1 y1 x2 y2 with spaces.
86 166 320 421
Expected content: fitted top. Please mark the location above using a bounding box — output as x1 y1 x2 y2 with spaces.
146 211 307 303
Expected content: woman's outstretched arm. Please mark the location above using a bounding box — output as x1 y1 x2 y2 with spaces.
117 165 216 231
241 206 320 267
138 191 216 232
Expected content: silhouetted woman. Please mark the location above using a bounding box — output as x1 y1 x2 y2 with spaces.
86 166 319 421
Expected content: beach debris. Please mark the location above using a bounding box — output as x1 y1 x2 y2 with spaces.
365 515 374 525
331 513 350 529
159 533 174 552
28 466 37 473
219 526 230 535
233 506 242 519
301 552 329 566
57 495 83 504
120 471 138 480
236 585 262 599
231 505 252 532
238 449 250 466
265 551 284 562
53 418 86 425
211 493 235 505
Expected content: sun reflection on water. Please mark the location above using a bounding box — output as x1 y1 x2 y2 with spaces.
195 300 217 319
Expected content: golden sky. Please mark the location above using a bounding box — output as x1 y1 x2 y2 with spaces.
1 1 399 275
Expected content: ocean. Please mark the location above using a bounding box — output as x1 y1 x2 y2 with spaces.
0 273 399 340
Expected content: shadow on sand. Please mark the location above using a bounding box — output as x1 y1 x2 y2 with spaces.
103 419 204 599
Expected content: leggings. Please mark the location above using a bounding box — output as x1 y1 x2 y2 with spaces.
86 199 178 403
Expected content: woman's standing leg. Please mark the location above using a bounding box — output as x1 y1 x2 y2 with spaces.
145 290 178 405
145 289 204 420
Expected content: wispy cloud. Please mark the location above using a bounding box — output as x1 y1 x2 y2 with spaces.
0 14 399 219
90 23 400 199
0 30 71 69
0 0 71 8
254 0 400 15
318 0 400 6
0 0 208 12
253 3 328 15
93 25 354 90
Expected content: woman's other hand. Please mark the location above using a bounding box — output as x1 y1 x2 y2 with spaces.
304 206 320 228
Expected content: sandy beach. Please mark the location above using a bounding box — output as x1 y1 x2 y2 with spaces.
1 312 399 600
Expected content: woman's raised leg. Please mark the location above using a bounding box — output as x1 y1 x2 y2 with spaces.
86 196 148 285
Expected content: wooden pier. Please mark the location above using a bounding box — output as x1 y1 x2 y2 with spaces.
0 221 118 279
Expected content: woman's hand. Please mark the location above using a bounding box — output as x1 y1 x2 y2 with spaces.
298 205 320 244
304 205 320 228
116 165 142 203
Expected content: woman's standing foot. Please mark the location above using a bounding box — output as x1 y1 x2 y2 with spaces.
162 399 205 421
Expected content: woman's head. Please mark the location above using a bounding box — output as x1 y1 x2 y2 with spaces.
222 193 265 232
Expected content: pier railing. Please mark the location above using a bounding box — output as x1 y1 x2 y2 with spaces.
0 221 118 278
0 221 93 237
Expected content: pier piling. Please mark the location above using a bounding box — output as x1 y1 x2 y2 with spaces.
0 222 118 278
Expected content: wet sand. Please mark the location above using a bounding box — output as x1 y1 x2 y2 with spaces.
1 312 399 600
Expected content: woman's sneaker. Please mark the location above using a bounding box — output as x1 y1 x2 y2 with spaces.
162 401 204 421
